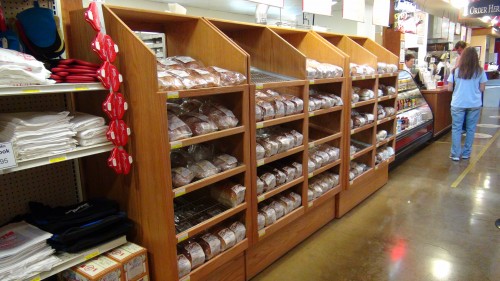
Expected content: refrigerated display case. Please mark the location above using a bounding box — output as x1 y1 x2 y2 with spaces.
394 70 434 164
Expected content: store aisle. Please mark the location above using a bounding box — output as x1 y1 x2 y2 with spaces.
252 108 500 281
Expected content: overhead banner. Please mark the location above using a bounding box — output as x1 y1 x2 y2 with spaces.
372 0 390 26
464 0 500 18
247 0 284 8
303 0 333 16
343 0 365 22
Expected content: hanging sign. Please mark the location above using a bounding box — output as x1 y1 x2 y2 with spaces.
247 0 284 8
303 0 333 16
394 0 416 13
455 22 461 35
466 27 472 44
465 0 500 18
343 0 365 22
461 26 467 41
373 0 390 26
0 142 17 170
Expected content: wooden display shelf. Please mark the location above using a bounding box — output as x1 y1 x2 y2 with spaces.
348 168 374 186
311 77 345 84
351 75 377 81
181 240 248 281
176 203 247 243
309 123 340 137
350 146 374 161
378 94 398 102
257 177 305 204
162 85 248 99
349 35 399 66
308 132 343 149
377 115 396 125
170 127 245 149
374 156 395 170
256 113 305 129
308 159 342 179
309 105 343 117
351 123 375 135
257 207 305 242
379 73 399 78
307 184 342 210
376 136 396 148
172 165 247 198
254 80 307 90
256 146 304 167
352 99 376 108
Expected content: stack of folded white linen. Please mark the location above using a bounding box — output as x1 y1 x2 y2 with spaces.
70 112 109 147
0 49 55 86
0 221 60 281
0 111 76 160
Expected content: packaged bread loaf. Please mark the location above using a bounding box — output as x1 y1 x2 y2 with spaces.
308 158 316 173
158 71 185 91
255 105 264 121
271 168 287 186
187 143 214 162
287 192 302 209
229 221 246 243
257 212 266 230
359 89 375 101
210 182 246 207
278 195 294 215
180 99 203 113
309 185 323 199
198 233 221 261
180 241 205 269
287 130 304 147
213 154 238 171
309 96 323 111
189 160 220 179
256 138 279 157
256 143 266 160
256 177 265 195
269 200 286 219
256 99 276 121
168 112 193 141
282 94 304 114
199 102 239 130
171 167 195 188
270 134 294 153
171 149 194 168
181 112 218 136
363 113 375 124
177 254 191 278
158 58 185 70
312 150 330 165
377 130 388 142
167 69 205 89
260 206 277 226
170 56 204 69
292 162 302 178
204 66 246 86
384 107 396 116
213 227 236 252
279 165 296 183
377 105 386 119
307 189 314 202
309 154 323 170
352 92 360 103
185 68 220 87
259 172 277 192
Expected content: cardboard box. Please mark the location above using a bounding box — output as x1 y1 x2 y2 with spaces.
106 243 149 281
60 256 122 281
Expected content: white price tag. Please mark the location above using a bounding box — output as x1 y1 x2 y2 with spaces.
0 142 17 170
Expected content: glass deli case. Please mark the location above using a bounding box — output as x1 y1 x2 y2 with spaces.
394 70 434 163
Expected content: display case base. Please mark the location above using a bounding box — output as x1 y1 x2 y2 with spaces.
246 199 336 279
336 166 388 217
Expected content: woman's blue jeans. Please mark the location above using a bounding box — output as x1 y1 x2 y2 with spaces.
451 107 480 158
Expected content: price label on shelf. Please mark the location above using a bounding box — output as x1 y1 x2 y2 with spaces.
308 201 314 208
167 91 179 99
49 155 67 164
84 249 100 260
175 188 186 198
256 122 264 129
309 80 315 85
29 276 41 281
178 233 189 243
21 89 41 94
180 276 191 281
350 180 354 185
361 75 366 80
258 195 265 203
375 165 379 170
257 159 265 167
171 141 182 149
371 75 375 79
256 83 264 90
308 173 313 179
350 156 354 161
352 103 357 108
258 229 266 238
0 142 17 170
74 86 90 91
308 142 315 149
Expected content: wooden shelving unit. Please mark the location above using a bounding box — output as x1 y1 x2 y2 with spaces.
70 6 251 281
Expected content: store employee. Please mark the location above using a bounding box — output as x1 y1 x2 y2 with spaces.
403 53 415 76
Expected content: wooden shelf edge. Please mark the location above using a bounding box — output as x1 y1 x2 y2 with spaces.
348 168 374 187
309 106 343 117
257 146 304 167
376 136 396 148
378 73 399 78
376 115 396 125
351 74 377 81
182 240 249 281
375 156 395 170
309 123 339 136
350 123 375 135
0 82 105 96
173 166 247 198
170 126 245 149
176 203 247 243
351 99 376 108
161 85 248 98
257 177 305 204
378 94 398 102
308 159 341 179
311 77 345 84
257 207 305 241
257 113 305 129
309 132 343 148
307 184 341 210
253 80 307 89
350 146 374 161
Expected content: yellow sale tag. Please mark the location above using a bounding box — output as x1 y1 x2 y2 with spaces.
171 141 182 149
180 276 191 281
175 188 186 198
352 103 357 108
258 195 265 203
308 173 313 179
257 159 265 167
309 80 315 85
74 86 89 91
256 83 264 90
85 250 100 260
309 142 315 149
49 156 67 164
167 91 179 99
22 89 41 93
178 233 189 243
308 201 313 208
258 229 266 237
309 111 315 117
256 122 264 129
30 276 41 281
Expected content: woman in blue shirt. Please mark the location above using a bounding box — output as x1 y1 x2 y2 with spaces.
447 47 488 161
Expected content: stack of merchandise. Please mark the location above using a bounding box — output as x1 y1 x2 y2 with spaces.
25 199 132 253
49 59 100 83
0 111 76 160
0 48 54 86
70 112 109 147
0 221 60 281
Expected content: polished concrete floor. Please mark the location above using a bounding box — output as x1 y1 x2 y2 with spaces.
252 108 500 281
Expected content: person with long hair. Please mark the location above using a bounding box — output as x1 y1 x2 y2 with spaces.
447 47 488 161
